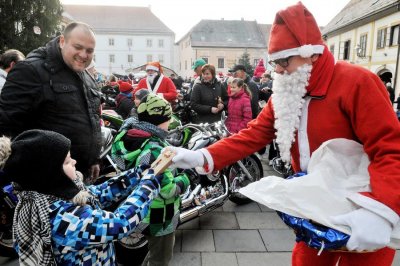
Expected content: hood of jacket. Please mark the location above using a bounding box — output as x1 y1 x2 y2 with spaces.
27 36 69 75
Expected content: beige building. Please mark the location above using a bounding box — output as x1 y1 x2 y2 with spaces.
176 19 270 79
322 0 400 102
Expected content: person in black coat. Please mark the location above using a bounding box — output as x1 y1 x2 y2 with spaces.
0 22 102 183
190 64 228 123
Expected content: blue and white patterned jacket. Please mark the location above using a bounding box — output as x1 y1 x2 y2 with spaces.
49 169 159 265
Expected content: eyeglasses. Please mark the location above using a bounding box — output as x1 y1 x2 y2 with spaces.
268 56 293 68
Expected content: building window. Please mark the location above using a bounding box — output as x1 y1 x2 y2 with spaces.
158 54 164 64
128 54 133 63
390 24 399 46
146 39 153 48
109 54 115 63
185 60 187 70
202 57 208 64
218 58 224 68
377 28 387 49
339 40 351 60
158 39 164 48
329 44 335 55
359 34 367 57
127 38 133 47
109 38 114 46
147 54 152 62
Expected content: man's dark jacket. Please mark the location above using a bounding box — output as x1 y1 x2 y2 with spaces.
0 37 102 176
244 75 259 119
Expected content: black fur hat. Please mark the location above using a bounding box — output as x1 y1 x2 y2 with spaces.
2 129 80 199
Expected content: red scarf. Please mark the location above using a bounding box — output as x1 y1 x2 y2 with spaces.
306 44 335 97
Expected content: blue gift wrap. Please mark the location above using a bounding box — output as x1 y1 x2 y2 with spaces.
278 172 350 250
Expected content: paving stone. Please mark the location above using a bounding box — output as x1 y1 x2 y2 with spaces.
199 212 239 229
258 203 275 212
214 230 266 252
259 229 295 251
222 200 261 212
393 252 400 266
236 212 289 229
170 252 201 266
202 252 238 266
182 230 215 252
178 217 200 230
236 252 292 266
174 230 182 252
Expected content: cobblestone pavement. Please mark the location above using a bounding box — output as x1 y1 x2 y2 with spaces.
170 157 400 266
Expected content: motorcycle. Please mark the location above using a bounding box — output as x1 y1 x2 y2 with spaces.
115 113 264 265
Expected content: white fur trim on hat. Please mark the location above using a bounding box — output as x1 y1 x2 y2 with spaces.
146 65 159 72
269 44 324 61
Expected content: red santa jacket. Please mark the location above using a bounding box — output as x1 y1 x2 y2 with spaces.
135 74 177 103
207 61 400 214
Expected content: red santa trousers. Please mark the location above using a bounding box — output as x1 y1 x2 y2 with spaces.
292 241 395 266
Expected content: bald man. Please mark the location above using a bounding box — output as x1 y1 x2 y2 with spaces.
0 22 102 183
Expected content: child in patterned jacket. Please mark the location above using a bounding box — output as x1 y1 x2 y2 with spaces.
0 129 162 265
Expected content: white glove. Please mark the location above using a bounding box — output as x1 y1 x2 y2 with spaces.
331 208 392 251
165 146 204 169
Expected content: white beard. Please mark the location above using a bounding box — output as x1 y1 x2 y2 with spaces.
147 74 156 84
271 64 312 165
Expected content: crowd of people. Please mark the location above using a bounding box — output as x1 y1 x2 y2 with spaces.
0 1 399 266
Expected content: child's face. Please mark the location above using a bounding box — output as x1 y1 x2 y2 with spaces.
63 152 77 180
134 97 141 107
230 83 241 96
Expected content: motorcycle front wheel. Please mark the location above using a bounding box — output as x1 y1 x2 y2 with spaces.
115 234 148 266
227 154 263 205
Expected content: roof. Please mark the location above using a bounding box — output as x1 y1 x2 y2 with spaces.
62 5 174 35
185 19 267 48
258 24 272 47
322 0 399 36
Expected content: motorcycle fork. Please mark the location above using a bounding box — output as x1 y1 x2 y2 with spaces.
230 160 254 192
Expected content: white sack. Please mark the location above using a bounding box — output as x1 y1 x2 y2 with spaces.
239 138 400 248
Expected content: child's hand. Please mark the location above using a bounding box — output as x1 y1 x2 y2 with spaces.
136 164 151 176
140 168 164 187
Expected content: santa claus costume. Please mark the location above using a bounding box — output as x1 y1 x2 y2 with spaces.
196 2 400 266
135 62 177 103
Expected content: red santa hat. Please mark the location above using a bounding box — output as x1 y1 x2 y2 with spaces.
268 1 324 60
145 61 163 74
118 81 133 93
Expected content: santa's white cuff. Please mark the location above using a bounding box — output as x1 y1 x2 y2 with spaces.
195 148 214 175
348 193 399 227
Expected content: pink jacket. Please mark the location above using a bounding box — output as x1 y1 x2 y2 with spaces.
225 90 252 133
